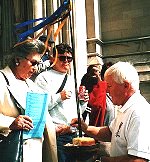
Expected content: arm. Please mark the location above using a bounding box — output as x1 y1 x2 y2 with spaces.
0 85 33 132
71 118 111 142
0 72 33 132
0 114 15 132
35 72 63 109
84 125 111 142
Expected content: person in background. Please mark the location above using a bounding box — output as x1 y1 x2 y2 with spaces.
35 42 89 162
101 62 113 81
30 35 55 81
101 62 115 126
81 64 107 127
0 39 57 162
71 61 150 162
39 35 55 62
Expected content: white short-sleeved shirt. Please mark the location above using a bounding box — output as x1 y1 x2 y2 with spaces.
109 91 150 160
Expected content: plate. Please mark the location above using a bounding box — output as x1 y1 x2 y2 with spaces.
63 143 100 161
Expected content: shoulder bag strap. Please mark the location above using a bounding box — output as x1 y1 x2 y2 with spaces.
56 74 68 94
0 71 24 115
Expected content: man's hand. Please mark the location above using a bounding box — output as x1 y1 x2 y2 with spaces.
70 118 88 132
56 124 72 135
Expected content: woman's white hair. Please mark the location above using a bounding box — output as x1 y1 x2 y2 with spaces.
104 62 139 91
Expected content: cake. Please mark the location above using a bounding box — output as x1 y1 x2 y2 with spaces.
72 137 95 146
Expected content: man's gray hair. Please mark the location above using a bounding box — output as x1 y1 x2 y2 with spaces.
104 62 139 91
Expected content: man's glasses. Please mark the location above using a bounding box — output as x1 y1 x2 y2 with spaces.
25 58 40 66
58 56 73 63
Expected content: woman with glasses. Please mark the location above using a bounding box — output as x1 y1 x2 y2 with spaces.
0 39 57 162
35 43 89 162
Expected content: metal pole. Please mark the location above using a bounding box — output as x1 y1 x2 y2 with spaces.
69 0 82 137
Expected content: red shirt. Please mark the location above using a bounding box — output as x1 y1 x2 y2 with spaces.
88 81 107 126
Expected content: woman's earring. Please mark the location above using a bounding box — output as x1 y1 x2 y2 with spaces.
15 58 20 66
16 62 19 66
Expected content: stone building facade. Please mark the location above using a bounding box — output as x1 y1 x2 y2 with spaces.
0 0 150 102
100 0 150 102
86 0 150 102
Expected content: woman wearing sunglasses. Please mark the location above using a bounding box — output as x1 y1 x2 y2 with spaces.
0 39 57 162
35 43 89 162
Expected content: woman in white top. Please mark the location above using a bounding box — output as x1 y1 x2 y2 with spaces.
0 39 57 162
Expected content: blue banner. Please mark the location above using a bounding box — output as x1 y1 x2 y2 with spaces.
15 0 70 41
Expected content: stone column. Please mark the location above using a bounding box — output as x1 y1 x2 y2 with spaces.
1 0 15 67
72 0 88 86
32 0 43 36
86 0 103 66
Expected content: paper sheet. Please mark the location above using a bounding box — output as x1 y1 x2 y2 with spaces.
23 92 48 139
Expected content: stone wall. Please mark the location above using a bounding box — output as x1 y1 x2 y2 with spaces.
100 0 150 41
99 0 150 102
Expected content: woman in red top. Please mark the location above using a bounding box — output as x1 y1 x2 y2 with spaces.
81 65 107 126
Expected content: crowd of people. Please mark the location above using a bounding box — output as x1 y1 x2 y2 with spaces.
71 62 150 162
35 42 89 162
0 39 48 162
0 35 150 162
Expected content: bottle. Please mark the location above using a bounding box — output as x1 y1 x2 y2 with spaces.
79 86 86 100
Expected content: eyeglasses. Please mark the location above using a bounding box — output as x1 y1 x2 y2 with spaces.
58 56 73 63
25 57 40 66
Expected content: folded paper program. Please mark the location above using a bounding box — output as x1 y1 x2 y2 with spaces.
23 92 48 139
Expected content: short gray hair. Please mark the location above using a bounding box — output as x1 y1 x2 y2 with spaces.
104 62 139 91
8 39 45 68
12 39 45 57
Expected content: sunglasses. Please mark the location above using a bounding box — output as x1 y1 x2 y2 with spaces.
58 56 73 63
25 58 40 66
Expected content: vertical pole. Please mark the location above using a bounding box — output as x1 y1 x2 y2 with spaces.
69 0 82 137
